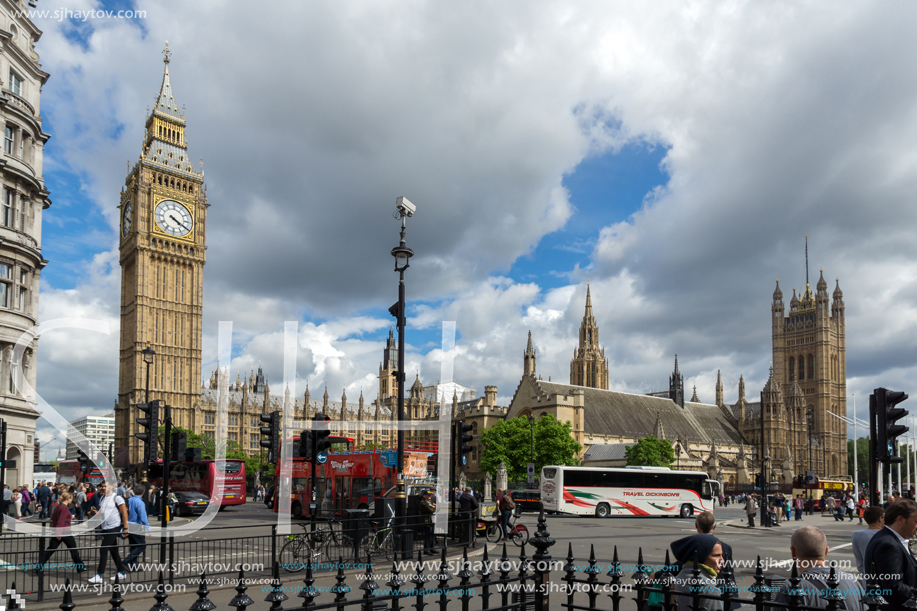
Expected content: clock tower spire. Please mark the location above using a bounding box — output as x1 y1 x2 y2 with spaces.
114 43 208 466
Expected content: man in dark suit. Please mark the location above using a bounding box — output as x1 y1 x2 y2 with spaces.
864 499 917 611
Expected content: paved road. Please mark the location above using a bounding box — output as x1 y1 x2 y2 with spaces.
22 502 875 610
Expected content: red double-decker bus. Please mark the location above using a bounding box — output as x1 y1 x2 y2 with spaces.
148 459 247 508
57 460 111 487
272 436 429 518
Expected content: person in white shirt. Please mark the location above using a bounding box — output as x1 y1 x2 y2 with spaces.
87 482 129 583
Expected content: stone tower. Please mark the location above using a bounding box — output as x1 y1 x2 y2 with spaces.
771 259 847 477
524 331 536 377
378 328 398 401
570 283 608 389
669 355 684 408
115 43 208 465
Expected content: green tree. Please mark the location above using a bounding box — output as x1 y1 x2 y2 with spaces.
847 438 869 484
624 436 675 467
479 414 581 480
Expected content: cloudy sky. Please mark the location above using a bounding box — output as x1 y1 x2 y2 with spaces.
28 0 917 459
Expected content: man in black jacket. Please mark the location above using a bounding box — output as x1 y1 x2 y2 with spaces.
864 499 917 611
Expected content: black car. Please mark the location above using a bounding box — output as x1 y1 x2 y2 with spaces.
175 491 211 516
509 490 543 513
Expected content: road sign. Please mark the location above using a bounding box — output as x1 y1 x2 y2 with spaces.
462 455 467 465
380 449 397 467
317 452 328 464
527 463 535 474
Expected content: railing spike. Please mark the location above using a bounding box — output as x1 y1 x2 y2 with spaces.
229 567 254 610
108 573 125 611
264 560 289 610
58 578 75 611
150 571 174 611
189 570 216 611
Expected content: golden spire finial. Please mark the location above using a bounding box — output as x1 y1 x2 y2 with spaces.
163 40 171 64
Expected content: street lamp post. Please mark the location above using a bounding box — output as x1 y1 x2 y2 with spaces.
527 414 535 489
390 197 414 544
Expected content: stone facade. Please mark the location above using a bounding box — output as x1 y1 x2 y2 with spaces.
115 46 207 465
454 385 507 479
569 284 608 389
0 0 50 488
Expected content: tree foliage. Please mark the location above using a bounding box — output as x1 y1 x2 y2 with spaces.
624 436 675 467
479 414 581 481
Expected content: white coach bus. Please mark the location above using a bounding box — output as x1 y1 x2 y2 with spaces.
540 465 719 518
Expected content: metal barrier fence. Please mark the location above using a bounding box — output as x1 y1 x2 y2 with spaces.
2 509 908 611
0 512 479 603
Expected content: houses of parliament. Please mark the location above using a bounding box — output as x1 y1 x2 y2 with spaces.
113 48 848 486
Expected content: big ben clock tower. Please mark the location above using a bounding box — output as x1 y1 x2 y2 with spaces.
114 43 207 466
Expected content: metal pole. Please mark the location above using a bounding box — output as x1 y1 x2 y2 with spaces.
160 403 171 565
808 411 813 510
311 416 317 534
853 394 858 497
869 393 878 506
760 391 768 526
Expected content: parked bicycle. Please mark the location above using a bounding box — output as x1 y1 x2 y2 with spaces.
280 518 355 572
485 509 529 547
360 520 396 561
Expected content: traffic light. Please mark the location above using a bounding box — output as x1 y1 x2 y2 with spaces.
185 447 202 463
297 432 313 459
171 430 187 462
260 411 281 463
313 413 332 458
754 473 761 487
456 420 473 465
77 448 91 474
876 388 909 463
135 400 160 465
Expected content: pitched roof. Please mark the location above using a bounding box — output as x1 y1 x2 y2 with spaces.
583 443 633 462
533 380 745 445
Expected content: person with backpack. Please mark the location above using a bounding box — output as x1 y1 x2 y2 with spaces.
774 526 865 610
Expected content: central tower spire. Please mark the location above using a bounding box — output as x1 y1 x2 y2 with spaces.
570 283 608 389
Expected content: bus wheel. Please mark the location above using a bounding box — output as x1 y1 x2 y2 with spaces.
292 502 303 519
680 504 694 518
595 503 611 518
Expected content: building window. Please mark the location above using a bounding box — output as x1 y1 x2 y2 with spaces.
228 432 237 442
2 189 13 226
807 354 814 380
4 127 13 155
8 71 22 96
250 417 259 427
205 414 214 425
0 263 11 309
250 433 259 447
229 415 238 426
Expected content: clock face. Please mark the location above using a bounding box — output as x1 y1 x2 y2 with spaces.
122 201 132 237
154 200 193 237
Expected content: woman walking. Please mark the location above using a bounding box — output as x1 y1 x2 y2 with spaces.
34 492 84 574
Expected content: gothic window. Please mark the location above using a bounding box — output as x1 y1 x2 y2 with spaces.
798 355 805 381
789 358 795 381
807 354 814 380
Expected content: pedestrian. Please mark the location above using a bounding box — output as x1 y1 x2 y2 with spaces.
73 485 87 521
498 489 514 540
18 485 31 518
419 491 436 555
1 485 11 517
11 488 21 519
847 495 856 521
37 481 52 519
774 526 865 610
745 494 757 528
864 499 917 611
835 496 845 522
86 481 129 583
116 481 126 498
123 484 150 572
670 534 725 611
33 492 84 575
852 506 884 583
794 495 804 521
857 498 867 525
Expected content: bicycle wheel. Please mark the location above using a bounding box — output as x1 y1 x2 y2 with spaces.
360 533 377 560
380 531 396 562
279 538 309 573
329 533 355 567
485 522 502 543
512 525 529 547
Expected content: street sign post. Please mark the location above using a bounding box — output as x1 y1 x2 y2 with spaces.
527 463 535 486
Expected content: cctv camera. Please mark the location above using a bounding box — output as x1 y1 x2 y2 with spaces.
396 196 415 217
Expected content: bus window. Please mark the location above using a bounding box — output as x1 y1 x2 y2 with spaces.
644 473 665 489
565 471 593 487
215 462 242 474
701 481 714 500
542 467 557 479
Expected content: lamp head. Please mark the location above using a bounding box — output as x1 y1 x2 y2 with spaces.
142 346 156 365
391 244 414 272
